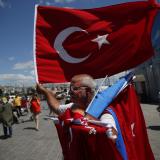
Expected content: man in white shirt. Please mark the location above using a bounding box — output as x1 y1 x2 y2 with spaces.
37 74 117 140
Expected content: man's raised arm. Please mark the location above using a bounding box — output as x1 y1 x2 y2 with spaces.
36 83 61 115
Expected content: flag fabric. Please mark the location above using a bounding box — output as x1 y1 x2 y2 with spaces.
85 72 134 119
55 108 123 160
106 84 154 160
34 1 159 83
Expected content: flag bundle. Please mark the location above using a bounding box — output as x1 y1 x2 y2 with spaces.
85 72 134 119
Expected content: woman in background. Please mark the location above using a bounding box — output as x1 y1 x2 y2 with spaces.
30 94 41 131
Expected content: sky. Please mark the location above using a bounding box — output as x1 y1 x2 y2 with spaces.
0 0 160 87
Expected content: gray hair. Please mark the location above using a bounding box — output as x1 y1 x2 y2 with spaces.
81 76 96 89
71 74 96 94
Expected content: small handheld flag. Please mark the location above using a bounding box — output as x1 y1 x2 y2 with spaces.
85 72 134 119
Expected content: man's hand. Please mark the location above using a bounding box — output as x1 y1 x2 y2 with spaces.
106 125 118 143
84 113 97 120
36 83 60 115
36 83 47 94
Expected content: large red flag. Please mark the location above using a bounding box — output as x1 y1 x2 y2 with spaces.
34 1 158 83
107 84 155 160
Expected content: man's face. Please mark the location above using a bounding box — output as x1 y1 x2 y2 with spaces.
69 80 89 105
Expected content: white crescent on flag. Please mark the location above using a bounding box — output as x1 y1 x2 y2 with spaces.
53 26 91 63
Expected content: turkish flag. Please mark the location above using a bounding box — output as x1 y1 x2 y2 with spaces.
34 1 158 83
107 84 155 160
56 108 123 160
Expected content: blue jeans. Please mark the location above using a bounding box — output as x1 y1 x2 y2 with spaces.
2 124 12 137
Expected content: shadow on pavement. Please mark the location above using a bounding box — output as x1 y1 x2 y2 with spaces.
0 135 11 140
21 119 33 123
23 127 37 131
147 126 160 131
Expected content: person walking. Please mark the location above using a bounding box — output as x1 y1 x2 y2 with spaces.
21 96 29 114
30 94 41 131
13 95 22 117
0 97 13 138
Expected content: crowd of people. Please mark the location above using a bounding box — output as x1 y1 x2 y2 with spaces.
0 87 71 139
0 93 41 139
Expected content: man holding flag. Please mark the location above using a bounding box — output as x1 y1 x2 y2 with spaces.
36 72 154 160
34 0 160 159
37 74 121 159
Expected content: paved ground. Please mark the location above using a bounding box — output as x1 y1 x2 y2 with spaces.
0 102 62 160
141 103 160 160
0 103 160 160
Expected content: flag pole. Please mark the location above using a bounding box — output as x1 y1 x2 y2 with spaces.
85 74 108 114
33 4 39 83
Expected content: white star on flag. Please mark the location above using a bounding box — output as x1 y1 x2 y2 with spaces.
91 34 110 49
